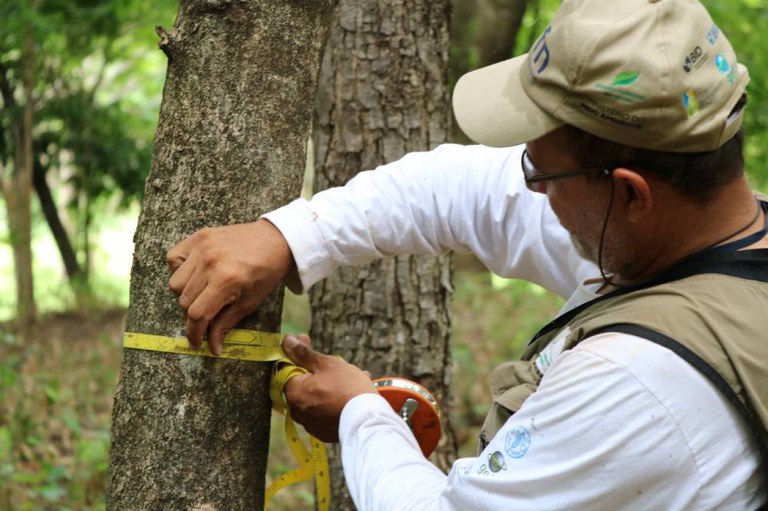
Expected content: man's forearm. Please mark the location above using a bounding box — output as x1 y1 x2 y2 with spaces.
264 143 591 297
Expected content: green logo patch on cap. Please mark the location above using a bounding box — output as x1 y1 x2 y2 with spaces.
612 72 640 86
595 71 646 105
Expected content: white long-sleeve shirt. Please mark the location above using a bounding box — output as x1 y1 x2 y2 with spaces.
264 144 766 510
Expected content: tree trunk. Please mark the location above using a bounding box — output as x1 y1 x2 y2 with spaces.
32 159 83 284
448 0 528 144
2 23 37 336
107 1 333 510
310 0 456 508
475 0 528 67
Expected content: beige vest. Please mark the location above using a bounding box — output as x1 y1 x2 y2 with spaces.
481 249 768 477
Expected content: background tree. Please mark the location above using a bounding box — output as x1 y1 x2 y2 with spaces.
448 0 528 142
0 0 172 320
310 0 455 507
475 0 528 67
0 0 38 333
106 1 333 509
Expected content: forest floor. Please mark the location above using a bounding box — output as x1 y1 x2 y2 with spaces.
0 269 563 510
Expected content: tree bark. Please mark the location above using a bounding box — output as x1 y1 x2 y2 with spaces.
311 0 456 508
32 159 83 283
475 0 528 67
107 1 333 510
2 21 37 334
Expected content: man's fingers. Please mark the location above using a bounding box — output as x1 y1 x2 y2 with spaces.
184 316 207 350
167 232 199 274
174 267 210 312
294 334 312 348
282 334 322 371
206 302 253 356
167 251 186 275
168 255 197 296
184 285 234 349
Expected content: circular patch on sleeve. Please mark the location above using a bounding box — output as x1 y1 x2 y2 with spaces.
504 426 531 459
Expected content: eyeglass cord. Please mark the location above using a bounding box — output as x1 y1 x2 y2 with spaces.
598 185 765 290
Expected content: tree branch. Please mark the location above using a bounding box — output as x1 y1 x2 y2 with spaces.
156 25 173 59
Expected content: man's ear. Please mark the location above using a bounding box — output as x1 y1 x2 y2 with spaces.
612 167 653 223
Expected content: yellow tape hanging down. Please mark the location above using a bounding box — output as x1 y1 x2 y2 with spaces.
123 330 330 511
267 363 330 510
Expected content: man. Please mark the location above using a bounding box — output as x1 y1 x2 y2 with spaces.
167 0 767 509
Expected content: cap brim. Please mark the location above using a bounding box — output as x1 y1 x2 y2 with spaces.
452 54 562 147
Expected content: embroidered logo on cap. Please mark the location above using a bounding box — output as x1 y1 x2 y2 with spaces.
683 89 700 118
706 24 720 45
683 46 709 73
529 26 553 75
595 71 647 105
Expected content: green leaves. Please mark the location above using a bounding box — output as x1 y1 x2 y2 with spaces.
703 0 768 189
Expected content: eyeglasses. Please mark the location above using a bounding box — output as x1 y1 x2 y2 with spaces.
521 149 613 193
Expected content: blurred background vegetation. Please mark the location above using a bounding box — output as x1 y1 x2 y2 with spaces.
1 0 766 509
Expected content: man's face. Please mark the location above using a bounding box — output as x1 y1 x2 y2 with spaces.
525 128 635 276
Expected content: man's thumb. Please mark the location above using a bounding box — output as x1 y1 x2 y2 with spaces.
282 334 318 370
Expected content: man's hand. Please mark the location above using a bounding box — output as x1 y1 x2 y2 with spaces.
282 334 378 443
167 220 296 355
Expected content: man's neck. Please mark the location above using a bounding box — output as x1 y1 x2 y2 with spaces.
612 178 762 289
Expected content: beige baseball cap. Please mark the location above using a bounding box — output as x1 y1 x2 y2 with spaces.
452 0 749 152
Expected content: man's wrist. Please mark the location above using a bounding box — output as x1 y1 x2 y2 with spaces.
262 199 335 292
257 218 301 293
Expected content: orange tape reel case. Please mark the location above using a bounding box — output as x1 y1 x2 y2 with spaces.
372 377 442 457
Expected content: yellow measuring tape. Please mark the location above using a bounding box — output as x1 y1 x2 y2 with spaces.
123 329 330 511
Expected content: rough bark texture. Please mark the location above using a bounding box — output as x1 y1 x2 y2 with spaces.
310 1 456 508
107 1 333 510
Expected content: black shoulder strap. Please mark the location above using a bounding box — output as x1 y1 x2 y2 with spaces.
530 248 768 345
591 323 768 509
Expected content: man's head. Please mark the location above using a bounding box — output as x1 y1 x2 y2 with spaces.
453 0 755 283
452 0 749 154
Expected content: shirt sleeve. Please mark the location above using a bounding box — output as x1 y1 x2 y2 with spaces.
338 333 761 511
263 144 596 297
339 394 449 511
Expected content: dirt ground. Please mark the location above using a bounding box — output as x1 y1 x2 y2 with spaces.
24 308 127 344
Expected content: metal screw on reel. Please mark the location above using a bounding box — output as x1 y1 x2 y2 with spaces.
372 377 442 457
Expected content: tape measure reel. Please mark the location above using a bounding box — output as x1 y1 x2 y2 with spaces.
372 377 442 457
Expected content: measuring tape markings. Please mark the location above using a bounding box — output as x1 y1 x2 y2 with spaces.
123 329 330 511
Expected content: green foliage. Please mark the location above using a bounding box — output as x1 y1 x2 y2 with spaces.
512 0 560 57
0 0 176 301
704 0 768 189
0 201 136 321
37 91 153 206
0 321 119 510
450 271 563 454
